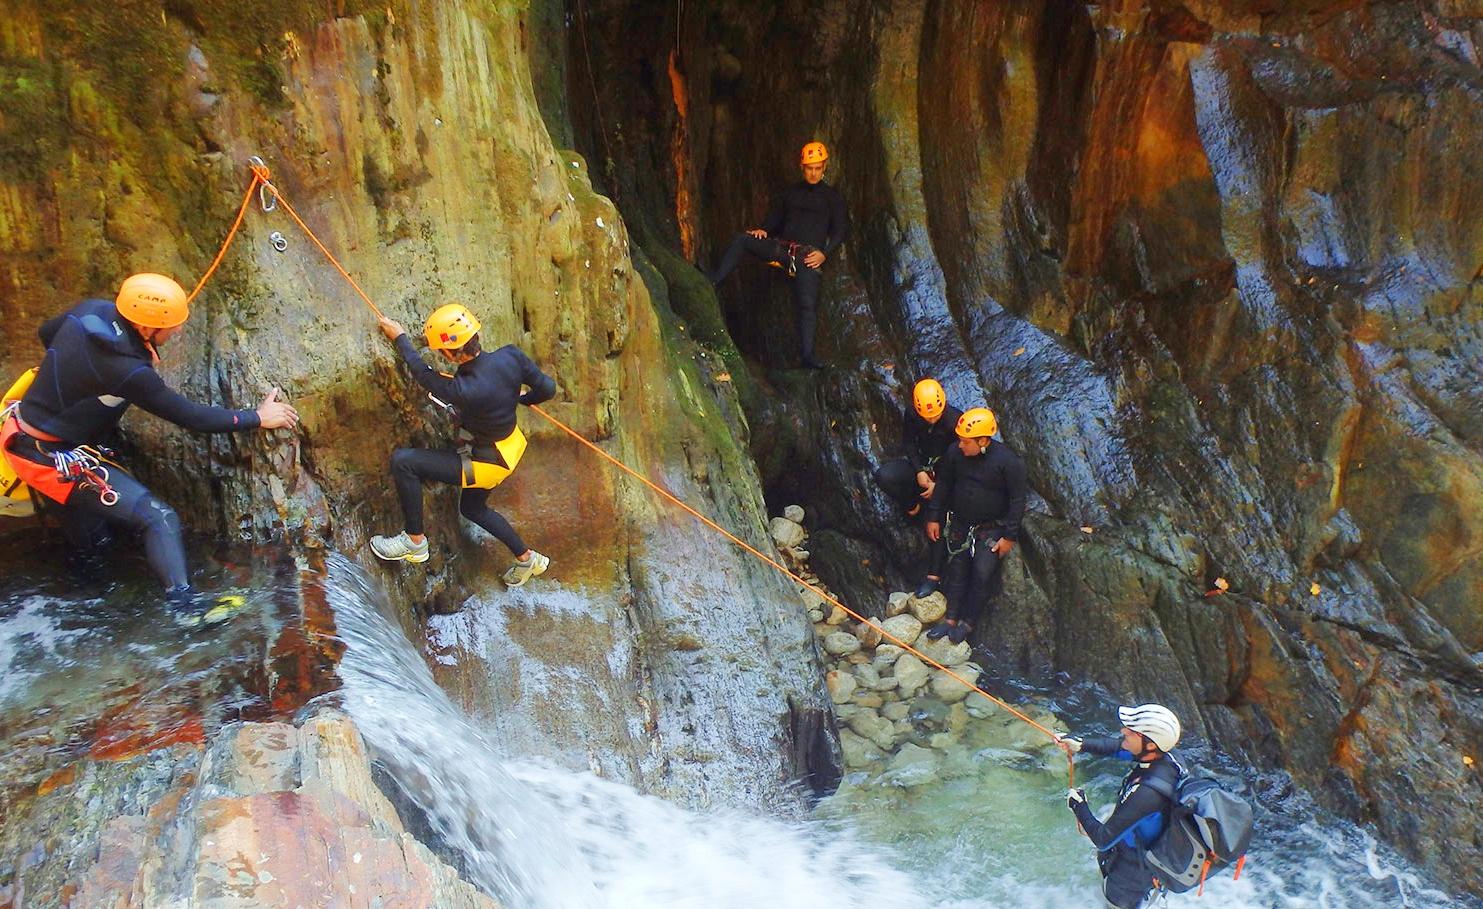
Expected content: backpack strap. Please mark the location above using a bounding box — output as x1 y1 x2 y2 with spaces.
1141 773 1176 801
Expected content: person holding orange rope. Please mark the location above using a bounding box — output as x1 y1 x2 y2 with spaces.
0 273 299 616
1059 705 1185 909
370 305 556 587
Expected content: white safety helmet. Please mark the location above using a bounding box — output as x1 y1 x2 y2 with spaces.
1119 704 1181 753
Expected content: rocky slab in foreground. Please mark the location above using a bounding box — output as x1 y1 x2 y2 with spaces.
3 710 496 909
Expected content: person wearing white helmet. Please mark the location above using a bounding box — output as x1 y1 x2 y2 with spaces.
1057 704 1185 908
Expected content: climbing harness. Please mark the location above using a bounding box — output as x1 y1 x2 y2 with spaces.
765 239 816 278
180 157 1078 786
943 512 997 561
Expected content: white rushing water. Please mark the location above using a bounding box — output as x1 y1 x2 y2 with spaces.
323 555 1476 909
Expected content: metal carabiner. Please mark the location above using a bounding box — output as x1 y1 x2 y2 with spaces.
269 231 288 252
249 157 278 212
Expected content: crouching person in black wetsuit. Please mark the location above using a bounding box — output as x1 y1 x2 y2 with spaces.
871 378 961 598
922 407 1027 644
370 304 557 588
0 273 299 616
706 141 850 369
1058 705 1185 909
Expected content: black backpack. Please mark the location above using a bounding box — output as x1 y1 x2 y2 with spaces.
1141 773 1254 894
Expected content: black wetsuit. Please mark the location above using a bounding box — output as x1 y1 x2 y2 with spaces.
925 440 1027 629
872 403 962 578
707 180 850 364
390 335 555 554
1070 737 1182 909
10 298 261 595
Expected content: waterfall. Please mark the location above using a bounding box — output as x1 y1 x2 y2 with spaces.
324 553 1475 909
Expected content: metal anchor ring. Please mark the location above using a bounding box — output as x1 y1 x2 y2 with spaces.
269 231 288 252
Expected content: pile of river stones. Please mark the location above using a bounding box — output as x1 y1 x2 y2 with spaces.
770 507 1063 785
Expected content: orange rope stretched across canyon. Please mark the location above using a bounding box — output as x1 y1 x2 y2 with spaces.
191 159 1076 787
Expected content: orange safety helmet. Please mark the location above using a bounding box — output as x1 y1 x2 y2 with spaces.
424 303 482 350
955 407 998 440
800 141 829 165
116 273 190 329
912 378 947 420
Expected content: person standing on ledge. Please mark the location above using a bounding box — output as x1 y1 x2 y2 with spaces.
923 407 1027 644
370 304 557 589
871 378 961 597
0 273 299 618
706 140 850 369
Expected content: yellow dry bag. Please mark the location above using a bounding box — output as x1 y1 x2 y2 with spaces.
2 366 39 517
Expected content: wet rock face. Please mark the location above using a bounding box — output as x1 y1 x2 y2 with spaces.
1 0 831 859
3 710 499 907
559 0 1483 895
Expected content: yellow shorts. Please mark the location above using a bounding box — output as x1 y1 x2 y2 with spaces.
461 427 527 490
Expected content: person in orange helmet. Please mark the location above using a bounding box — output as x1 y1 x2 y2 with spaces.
0 273 298 617
922 407 1027 644
371 304 556 588
705 141 850 369
871 378 961 597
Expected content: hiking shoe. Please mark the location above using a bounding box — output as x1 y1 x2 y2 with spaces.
914 577 939 599
502 550 550 588
174 592 248 628
371 532 430 564
947 622 973 645
925 621 954 640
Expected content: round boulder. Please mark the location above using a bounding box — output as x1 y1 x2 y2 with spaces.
930 667 979 703
769 516 805 548
879 614 923 647
885 591 912 617
908 591 948 624
823 632 862 656
826 670 857 704
894 653 930 696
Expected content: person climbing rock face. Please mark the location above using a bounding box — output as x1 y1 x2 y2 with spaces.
871 378 961 598
370 304 556 588
0 273 299 619
922 407 1026 644
705 140 850 369
1058 705 1185 909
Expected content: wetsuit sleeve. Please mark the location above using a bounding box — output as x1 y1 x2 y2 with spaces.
1001 451 1028 541
38 313 67 347
393 333 459 400
119 367 261 432
517 352 557 406
1077 735 1130 758
822 188 850 257
926 449 956 522
760 190 787 236
1072 779 1169 852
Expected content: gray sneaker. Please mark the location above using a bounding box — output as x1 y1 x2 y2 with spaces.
371 532 430 564
502 550 550 587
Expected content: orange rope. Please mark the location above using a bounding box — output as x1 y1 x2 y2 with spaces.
187 173 264 302
528 403 1074 784
199 160 1075 785
261 184 385 319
